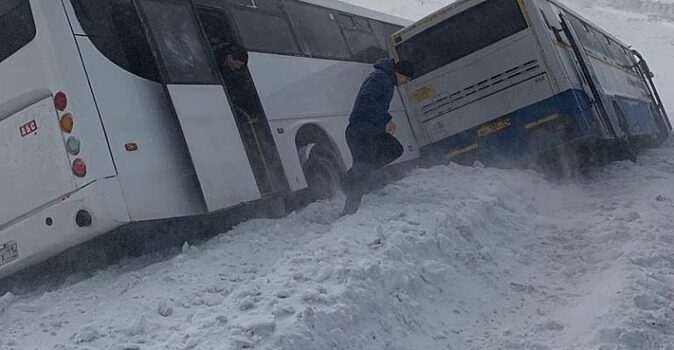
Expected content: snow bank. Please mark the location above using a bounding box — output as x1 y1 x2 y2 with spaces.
2 141 674 349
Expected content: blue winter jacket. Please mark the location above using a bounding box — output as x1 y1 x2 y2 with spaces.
349 58 396 134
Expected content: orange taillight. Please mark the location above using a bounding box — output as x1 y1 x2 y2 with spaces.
60 113 74 133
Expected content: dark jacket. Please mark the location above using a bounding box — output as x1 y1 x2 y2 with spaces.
349 58 396 134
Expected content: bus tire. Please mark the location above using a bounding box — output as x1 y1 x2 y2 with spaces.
301 143 344 201
541 142 580 179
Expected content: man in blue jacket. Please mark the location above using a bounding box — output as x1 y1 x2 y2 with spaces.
342 58 415 216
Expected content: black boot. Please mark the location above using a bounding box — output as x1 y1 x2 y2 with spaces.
342 194 362 216
342 174 363 216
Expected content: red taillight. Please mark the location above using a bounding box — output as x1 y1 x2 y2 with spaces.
72 158 87 177
54 92 68 111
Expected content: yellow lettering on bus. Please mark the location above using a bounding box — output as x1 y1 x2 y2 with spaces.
410 85 436 103
477 118 512 137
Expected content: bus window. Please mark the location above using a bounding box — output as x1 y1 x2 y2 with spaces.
0 0 36 63
395 0 528 78
337 14 387 63
197 8 237 63
283 0 351 60
70 0 160 81
230 6 301 55
140 0 219 84
227 0 282 12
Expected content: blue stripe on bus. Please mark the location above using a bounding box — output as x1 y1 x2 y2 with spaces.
419 88 658 160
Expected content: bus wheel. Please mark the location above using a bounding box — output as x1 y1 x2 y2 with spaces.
300 143 344 202
543 143 580 179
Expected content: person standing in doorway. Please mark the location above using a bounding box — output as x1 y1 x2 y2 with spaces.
342 58 415 216
221 43 248 72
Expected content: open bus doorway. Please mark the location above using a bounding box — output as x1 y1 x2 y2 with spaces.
71 0 289 211
196 6 289 197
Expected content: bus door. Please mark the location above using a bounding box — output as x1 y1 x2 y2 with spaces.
132 0 260 211
195 6 289 197
559 14 624 139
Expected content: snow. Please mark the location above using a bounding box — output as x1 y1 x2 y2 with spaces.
2 140 674 349
2 1 674 349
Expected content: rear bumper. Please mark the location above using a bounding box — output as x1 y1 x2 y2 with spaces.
0 177 129 279
417 89 603 163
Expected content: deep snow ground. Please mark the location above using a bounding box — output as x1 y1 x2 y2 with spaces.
1 141 673 349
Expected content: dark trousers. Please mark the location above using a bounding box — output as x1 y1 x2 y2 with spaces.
345 123 404 197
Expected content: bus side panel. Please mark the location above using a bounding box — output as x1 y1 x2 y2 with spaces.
247 53 419 191
532 0 606 138
75 39 205 220
539 0 665 141
593 62 659 137
0 96 77 225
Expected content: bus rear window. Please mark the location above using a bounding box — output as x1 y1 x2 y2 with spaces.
70 0 160 82
396 0 528 79
0 0 36 63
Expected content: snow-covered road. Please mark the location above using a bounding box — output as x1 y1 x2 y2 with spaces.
2 141 673 349
2 1 674 349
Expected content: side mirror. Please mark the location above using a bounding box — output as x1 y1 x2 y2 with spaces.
639 61 654 78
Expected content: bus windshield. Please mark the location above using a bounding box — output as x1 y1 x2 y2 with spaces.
395 0 528 79
139 0 219 84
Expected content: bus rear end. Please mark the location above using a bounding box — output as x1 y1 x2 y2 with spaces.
0 0 129 278
390 0 576 163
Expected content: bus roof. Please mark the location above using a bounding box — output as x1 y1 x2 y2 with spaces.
544 0 632 49
298 0 411 26
394 0 632 50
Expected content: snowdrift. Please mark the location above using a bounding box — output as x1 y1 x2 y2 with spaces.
1 140 673 349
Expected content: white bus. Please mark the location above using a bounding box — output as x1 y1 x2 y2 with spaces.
389 0 670 166
0 0 418 279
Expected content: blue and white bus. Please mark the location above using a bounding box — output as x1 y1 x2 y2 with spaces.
390 0 670 166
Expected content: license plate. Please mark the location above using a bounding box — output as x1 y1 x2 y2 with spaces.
0 241 19 267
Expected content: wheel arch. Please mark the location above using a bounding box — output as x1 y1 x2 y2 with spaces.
294 123 347 173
